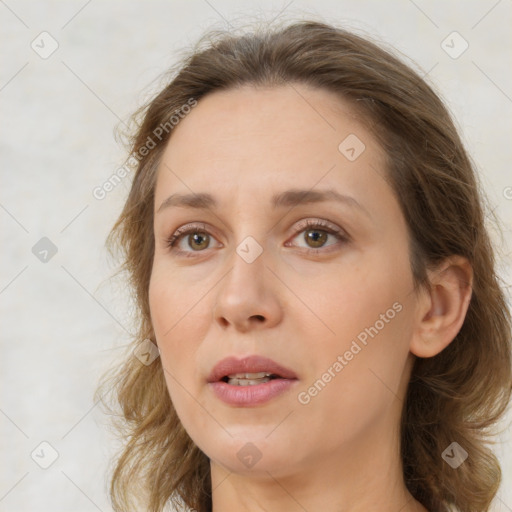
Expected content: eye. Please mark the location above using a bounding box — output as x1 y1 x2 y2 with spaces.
165 219 349 258
165 223 221 257
286 219 349 253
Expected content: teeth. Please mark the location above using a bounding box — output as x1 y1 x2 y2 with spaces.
223 372 281 386
227 377 272 386
227 372 272 379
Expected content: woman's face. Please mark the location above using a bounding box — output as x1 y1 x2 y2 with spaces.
149 84 421 479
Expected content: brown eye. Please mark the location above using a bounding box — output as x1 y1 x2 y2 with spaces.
287 219 348 253
165 223 219 255
167 230 212 251
304 229 328 248
187 232 210 250
166 219 348 258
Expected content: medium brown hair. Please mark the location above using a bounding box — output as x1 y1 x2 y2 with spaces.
96 20 512 512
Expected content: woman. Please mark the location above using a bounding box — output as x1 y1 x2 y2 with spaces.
96 20 512 512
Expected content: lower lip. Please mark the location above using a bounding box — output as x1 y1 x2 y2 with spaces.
209 379 297 406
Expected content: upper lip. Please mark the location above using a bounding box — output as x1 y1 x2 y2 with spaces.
207 355 298 383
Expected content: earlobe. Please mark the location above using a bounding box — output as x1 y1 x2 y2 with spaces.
410 256 473 358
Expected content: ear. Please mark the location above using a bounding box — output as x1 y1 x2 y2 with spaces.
410 256 473 358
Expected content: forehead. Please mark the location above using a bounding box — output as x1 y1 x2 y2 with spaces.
164 84 366 156
155 84 391 217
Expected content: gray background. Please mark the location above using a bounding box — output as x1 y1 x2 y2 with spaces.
1 0 511 511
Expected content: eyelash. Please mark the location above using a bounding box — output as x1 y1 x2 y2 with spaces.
164 219 350 258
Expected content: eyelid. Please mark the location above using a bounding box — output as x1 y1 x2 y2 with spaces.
165 218 349 256
290 218 347 239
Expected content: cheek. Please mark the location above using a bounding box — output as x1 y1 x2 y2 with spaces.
301 251 414 388
148 266 206 374
150 260 201 332
299 256 404 341
149 271 207 425
295 298 413 444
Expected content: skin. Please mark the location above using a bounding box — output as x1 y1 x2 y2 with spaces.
149 84 473 512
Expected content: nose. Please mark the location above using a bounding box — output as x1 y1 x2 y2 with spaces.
212 244 283 332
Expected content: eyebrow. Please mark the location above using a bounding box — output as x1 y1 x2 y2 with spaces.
157 188 371 218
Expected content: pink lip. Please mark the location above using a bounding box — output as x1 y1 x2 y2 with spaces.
207 355 298 407
209 379 297 406
207 355 298 383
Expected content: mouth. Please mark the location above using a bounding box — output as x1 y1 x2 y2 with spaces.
207 355 298 384
207 355 298 406
220 372 283 386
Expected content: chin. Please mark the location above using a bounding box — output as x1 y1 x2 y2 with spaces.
203 429 300 475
